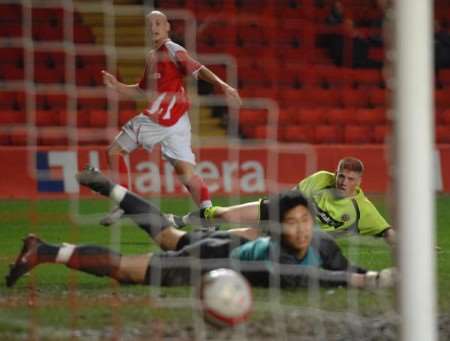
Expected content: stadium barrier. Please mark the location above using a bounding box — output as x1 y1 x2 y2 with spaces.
1 144 449 198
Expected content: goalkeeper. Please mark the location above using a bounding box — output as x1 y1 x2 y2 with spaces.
169 157 396 247
6 167 394 289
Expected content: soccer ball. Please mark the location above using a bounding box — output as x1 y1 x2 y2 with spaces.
199 268 253 327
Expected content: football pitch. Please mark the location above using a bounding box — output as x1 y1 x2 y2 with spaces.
0 195 449 340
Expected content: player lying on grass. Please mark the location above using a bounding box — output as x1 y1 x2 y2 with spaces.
167 157 396 247
6 167 395 289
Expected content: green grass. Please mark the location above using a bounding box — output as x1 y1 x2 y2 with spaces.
0 195 449 339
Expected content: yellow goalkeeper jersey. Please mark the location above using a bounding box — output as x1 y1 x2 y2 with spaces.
297 171 390 236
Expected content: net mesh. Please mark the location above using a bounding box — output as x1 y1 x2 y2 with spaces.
0 0 405 340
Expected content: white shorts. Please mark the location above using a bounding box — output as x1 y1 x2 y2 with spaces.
115 113 196 165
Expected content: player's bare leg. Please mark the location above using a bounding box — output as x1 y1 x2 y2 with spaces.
101 139 131 226
171 159 212 208
169 201 261 229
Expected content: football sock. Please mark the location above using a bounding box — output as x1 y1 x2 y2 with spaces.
56 244 121 278
184 174 212 208
117 191 172 238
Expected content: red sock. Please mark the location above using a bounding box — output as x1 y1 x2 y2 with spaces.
185 174 212 208
65 246 121 278
108 152 131 190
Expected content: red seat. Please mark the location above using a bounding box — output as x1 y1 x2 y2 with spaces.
353 69 382 88
77 110 91 128
235 0 272 16
354 108 386 125
279 89 310 108
373 125 390 143
192 0 234 19
238 109 268 126
34 68 65 84
76 72 100 87
340 89 370 107
36 94 67 111
10 128 28 146
76 53 106 68
369 89 387 107
36 110 60 127
119 110 137 126
0 48 24 64
326 108 357 125
436 125 450 144
277 65 310 89
32 7 64 24
197 21 234 53
293 108 326 125
34 50 66 67
277 110 293 125
46 94 68 110
0 64 24 81
306 89 340 107
77 96 108 110
0 110 25 125
0 23 23 38
0 4 22 19
74 25 95 44
0 132 10 145
435 89 450 107
317 66 353 88
119 101 136 111
89 110 108 127
314 125 342 144
368 47 384 63
441 109 450 125
439 69 450 87
154 0 189 9
33 23 64 41
344 125 373 144
274 2 305 19
0 91 24 110
279 125 315 143
241 125 270 139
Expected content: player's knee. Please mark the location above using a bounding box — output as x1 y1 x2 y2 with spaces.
107 143 126 158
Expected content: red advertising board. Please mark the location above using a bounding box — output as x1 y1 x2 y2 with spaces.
1 145 449 198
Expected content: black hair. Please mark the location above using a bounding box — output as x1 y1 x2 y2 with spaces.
266 190 312 223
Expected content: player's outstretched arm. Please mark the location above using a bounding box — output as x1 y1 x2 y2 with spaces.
197 66 242 109
383 228 396 247
101 70 146 100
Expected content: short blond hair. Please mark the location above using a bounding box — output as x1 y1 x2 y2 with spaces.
337 157 364 174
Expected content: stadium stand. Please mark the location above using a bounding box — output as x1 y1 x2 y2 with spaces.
0 0 449 145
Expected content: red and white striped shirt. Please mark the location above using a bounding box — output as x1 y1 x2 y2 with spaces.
138 39 203 127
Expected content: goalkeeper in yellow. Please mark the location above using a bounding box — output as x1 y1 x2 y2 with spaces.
168 157 396 247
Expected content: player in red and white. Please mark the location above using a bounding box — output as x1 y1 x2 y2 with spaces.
100 10 241 225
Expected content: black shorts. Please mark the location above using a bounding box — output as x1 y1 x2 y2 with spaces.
259 198 270 221
144 231 250 287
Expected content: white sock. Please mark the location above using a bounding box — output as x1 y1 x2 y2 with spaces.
200 200 212 209
110 185 127 203
55 243 76 264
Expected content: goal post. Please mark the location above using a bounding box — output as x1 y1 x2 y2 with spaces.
394 1 437 340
